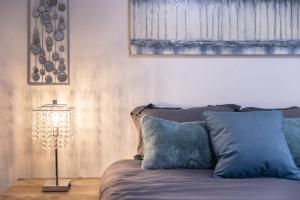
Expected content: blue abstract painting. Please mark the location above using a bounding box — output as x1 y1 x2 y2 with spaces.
130 0 300 55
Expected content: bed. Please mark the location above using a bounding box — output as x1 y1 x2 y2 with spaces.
99 159 300 200
99 104 300 200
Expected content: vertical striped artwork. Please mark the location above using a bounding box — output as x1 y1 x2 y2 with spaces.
130 0 300 55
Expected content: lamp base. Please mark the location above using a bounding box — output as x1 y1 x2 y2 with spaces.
42 179 71 192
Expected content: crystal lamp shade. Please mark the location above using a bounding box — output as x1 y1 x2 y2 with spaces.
32 102 76 149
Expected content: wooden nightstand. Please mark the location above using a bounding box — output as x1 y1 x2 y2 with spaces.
0 178 101 200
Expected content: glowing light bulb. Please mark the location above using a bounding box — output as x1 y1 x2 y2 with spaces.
51 113 61 127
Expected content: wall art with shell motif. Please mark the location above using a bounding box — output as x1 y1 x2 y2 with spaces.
28 0 69 85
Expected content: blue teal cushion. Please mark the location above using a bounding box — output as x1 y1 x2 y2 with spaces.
141 116 215 169
283 118 300 167
203 111 300 180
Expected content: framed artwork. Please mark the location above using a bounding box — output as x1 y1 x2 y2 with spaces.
28 0 70 85
129 0 300 55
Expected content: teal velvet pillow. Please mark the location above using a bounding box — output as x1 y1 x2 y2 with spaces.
141 116 215 169
283 118 300 167
203 111 300 180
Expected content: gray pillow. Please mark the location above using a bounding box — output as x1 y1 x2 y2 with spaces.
141 116 215 169
203 111 300 180
283 118 300 167
131 104 241 158
241 106 300 118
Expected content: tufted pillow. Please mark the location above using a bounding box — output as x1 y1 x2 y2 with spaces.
283 118 300 167
141 116 215 169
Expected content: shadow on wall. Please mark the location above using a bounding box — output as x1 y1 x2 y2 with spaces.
0 80 15 192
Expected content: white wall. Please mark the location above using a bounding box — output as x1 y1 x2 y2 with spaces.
0 0 300 192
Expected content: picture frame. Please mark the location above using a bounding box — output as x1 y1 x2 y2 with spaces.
28 0 70 85
129 0 300 56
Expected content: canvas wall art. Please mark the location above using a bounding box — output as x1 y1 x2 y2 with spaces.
28 0 69 85
129 0 300 55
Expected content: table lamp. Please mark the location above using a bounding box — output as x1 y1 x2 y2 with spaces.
32 100 76 192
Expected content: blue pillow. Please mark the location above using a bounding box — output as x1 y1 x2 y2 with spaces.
283 118 300 167
141 116 215 169
203 111 300 180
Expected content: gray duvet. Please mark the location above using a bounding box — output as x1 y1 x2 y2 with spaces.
100 159 300 200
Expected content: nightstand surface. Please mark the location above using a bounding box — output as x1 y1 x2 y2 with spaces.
0 178 101 200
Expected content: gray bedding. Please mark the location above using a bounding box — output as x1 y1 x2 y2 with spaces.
100 159 300 200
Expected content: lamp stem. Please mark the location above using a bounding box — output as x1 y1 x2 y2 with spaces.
55 148 59 186
54 126 59 187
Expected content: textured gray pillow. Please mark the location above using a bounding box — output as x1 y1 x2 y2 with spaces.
283 118 300 167
131 104 241 158
141 116 215 169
